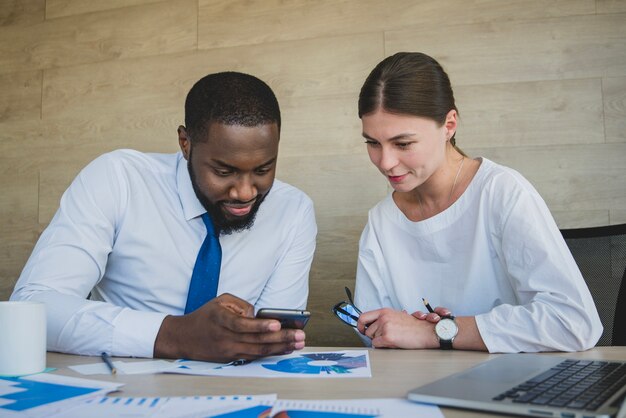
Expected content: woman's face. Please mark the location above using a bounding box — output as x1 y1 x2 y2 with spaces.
361 109 456 193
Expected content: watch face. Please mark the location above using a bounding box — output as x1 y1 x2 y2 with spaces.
435 318 458 340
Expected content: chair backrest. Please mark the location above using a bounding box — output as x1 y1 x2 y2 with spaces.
561 223 626 346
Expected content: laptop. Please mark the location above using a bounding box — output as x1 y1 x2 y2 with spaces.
407 354 626 418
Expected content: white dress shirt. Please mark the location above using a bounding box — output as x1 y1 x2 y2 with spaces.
12 150 317 357
355 158 602 353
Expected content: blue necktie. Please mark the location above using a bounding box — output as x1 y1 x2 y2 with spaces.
184 213 221 314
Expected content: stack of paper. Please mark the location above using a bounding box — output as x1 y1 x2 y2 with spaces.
0 373 123 418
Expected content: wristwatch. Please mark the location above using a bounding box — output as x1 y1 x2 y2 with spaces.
434 315 458 350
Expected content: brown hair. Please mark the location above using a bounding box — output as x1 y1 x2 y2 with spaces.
358 52 461 148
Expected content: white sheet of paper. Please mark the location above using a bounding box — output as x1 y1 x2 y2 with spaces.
49 394 277 418
115 360 177 375
166 350 372 378
270 398 444 418
0 373 123 418
154 394 277 418
69 359 177 375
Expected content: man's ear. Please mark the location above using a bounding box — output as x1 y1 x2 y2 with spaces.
178 125 191 160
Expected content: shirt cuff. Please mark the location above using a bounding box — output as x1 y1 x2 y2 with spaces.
475 313 500 353
112 308 168 358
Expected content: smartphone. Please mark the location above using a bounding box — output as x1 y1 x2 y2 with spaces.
256 308 311 329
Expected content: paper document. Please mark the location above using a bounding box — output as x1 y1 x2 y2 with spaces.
69 359 177 375
270 398 444 418
167 350 371 379
50 394 277 418
0 373 123 418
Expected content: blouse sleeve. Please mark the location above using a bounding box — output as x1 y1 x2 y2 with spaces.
475 173 603 353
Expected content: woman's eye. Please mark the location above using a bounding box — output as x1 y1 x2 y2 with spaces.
365 140 380 147
396 142 412 149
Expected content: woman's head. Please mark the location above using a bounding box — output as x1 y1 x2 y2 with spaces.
358 52 459 146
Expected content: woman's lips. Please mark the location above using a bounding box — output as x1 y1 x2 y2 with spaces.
388 174 407 183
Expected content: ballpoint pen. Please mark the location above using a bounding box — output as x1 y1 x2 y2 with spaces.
216 359 251 369
101 352 117 375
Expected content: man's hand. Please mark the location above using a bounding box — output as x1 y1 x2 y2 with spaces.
153 293 306 362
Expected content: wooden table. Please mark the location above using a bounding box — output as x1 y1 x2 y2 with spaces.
47 347 626 417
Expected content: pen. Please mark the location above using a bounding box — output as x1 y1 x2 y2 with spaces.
422 298 435 314
101 352 117 375
216 359 251 369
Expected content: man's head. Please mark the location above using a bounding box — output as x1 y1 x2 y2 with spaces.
178 72 281 235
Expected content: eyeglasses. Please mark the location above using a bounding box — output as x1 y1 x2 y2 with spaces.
332 287 362 328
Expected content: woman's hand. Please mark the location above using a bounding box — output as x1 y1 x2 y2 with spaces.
356 308 439 349
411 305 452 322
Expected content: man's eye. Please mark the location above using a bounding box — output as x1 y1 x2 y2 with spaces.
364 140 380 147
214 169 232 176
396 142 412 149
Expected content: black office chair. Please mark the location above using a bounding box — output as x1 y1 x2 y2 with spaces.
561 223 626 346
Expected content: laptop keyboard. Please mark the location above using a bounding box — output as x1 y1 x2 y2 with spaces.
493 359 626 411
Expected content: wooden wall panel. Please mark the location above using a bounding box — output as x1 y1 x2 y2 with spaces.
385 13 626 86
280 94 363 158
0 70 41 122
603 76 626 143
611 210 626 224
198 0 595 49
551 210 610 229
42 33 383 121
277 154 387 218
597 0 626 14
45 0 164 19
0 0 197 75
468 143 626 211
0 0 44 26
456 78 604 148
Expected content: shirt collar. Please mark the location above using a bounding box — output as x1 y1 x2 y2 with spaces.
176 152 206 221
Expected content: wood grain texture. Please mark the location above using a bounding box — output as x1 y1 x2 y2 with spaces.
0 0 197 75
0 0 44 27
198 0 595 49
456 78 604 148
280 94 363 158
603 76 626 143
610 210 626 224
385 13 626 86
45 0 164 19
596 0 626 13
0 70 42 122
467 143 626 211
42 32 383 120
551 210 610 229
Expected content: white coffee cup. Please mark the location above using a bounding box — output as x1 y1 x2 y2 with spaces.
0 301 46 376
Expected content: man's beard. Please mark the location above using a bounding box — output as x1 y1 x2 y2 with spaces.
188 156 268 236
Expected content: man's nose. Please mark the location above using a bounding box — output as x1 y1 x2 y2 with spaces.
230 175 257 202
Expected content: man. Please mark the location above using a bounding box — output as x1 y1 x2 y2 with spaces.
11 72 317 362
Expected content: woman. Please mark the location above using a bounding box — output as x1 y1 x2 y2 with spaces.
353 52 602 352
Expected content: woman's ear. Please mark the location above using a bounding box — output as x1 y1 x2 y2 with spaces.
444 109 458 141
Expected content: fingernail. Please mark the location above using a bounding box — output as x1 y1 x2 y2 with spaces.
268 321 280 332
294 341 305 350
433 314 440 320
294 330 306 341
